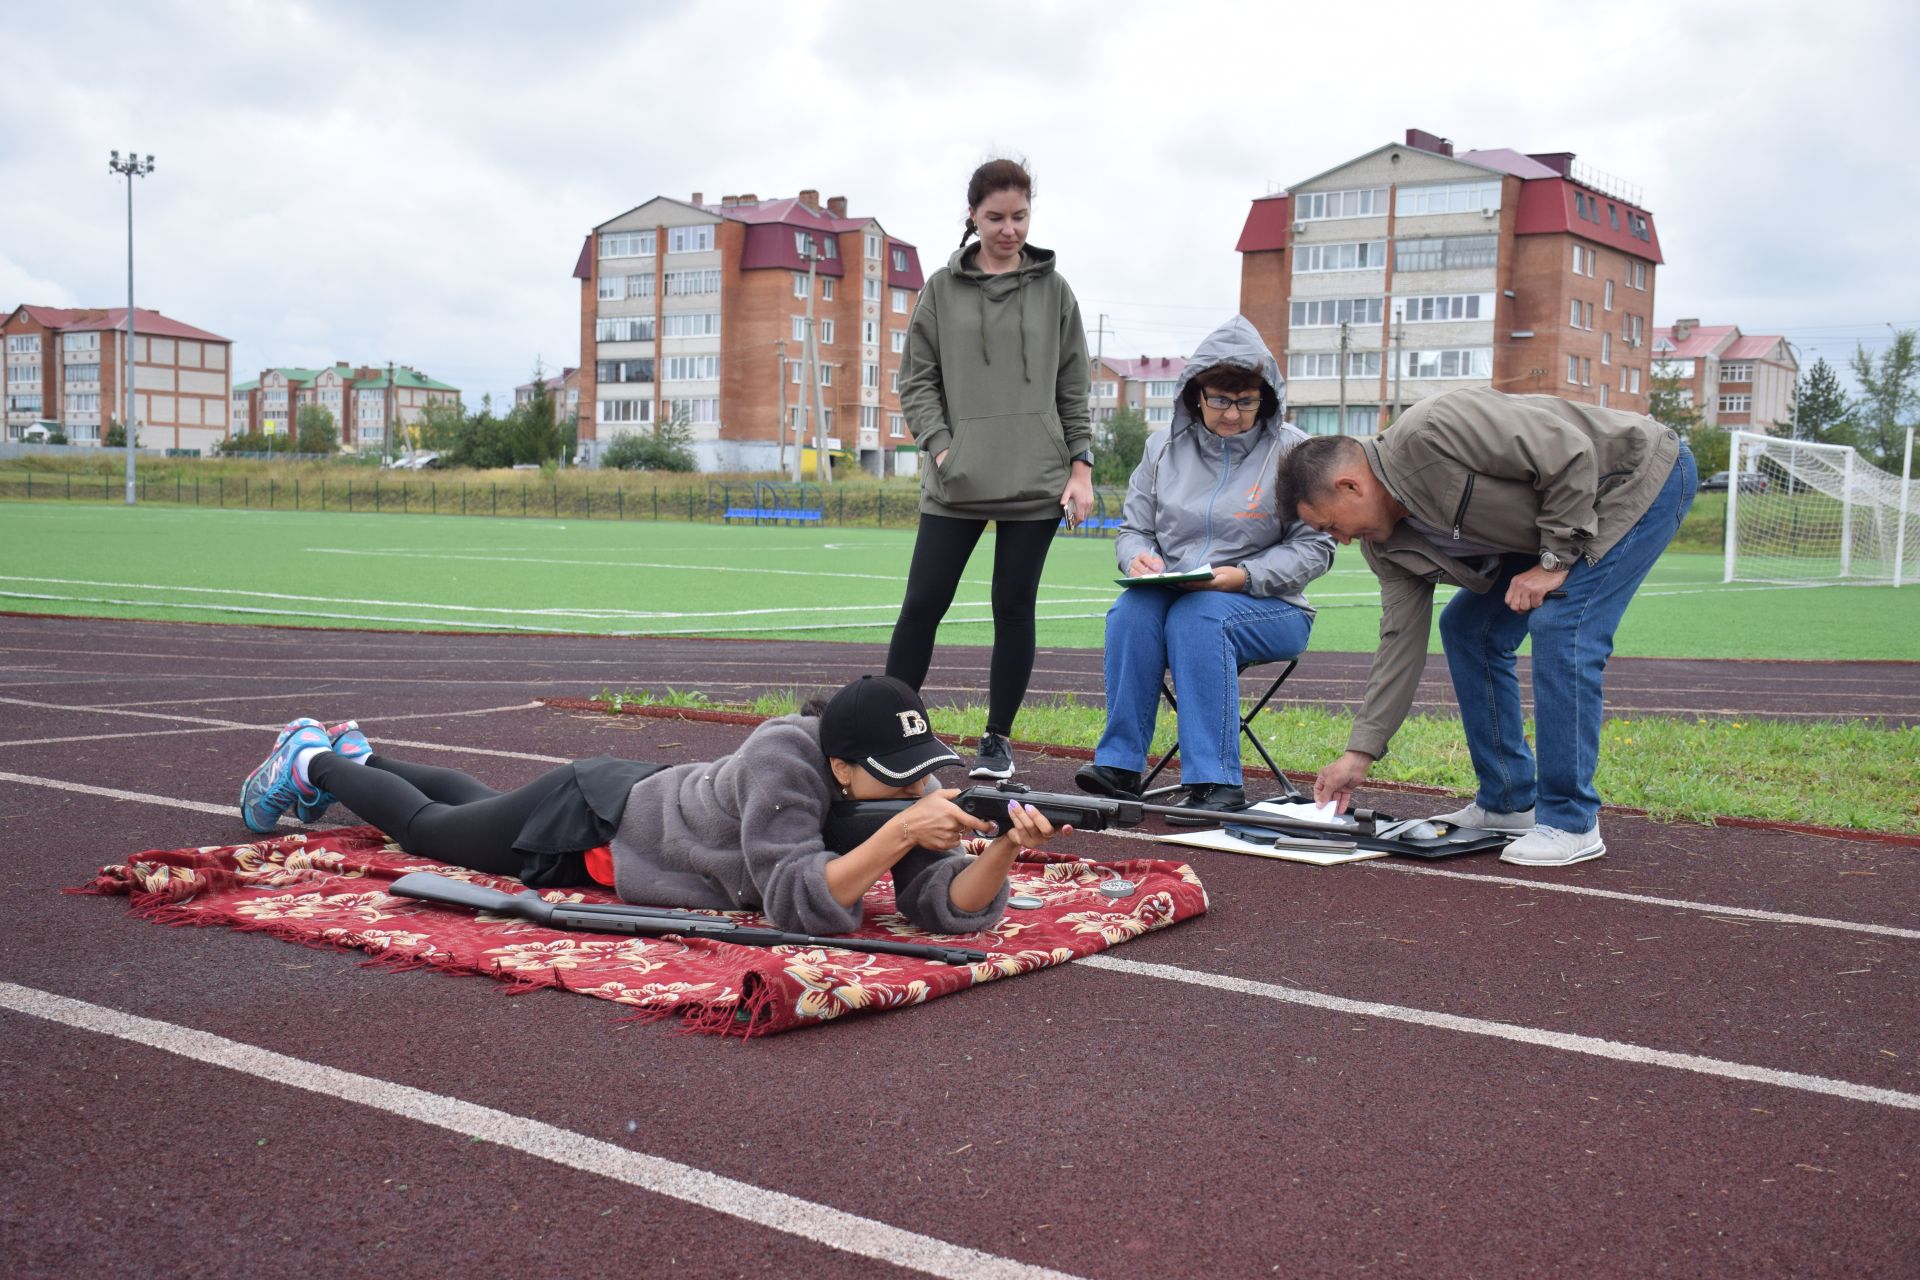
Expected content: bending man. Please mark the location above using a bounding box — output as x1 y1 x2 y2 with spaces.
1278 387 1696 867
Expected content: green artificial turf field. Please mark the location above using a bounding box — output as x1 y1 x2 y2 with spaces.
3 501 1916 660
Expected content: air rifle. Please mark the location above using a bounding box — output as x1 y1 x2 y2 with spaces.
823 780 1382 851
387 871 990 966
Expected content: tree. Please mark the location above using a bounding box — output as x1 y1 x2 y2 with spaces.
1793 358 1856 448
602 405 697 471
1647 360 1702 433
102 419 141 448
503 373 562 466
219 429 271 455
295 403 339 455
1848 329 1919 470
1092 407 1149 486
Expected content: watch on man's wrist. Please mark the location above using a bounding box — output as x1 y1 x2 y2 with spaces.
1539 549 1567 573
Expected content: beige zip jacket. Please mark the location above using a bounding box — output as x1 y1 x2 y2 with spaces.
1348 387 1680 759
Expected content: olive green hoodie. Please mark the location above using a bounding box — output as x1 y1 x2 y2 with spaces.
899 243 1092 520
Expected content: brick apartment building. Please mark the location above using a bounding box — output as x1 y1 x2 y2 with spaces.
514 367 583 427
1091 356 1191 428
232 363 461 453
1651 320 1797 431
1237 129 1664 434
3 305 232 451
573 189 924 474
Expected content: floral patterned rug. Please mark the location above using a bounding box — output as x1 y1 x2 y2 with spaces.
75 827 1209 1037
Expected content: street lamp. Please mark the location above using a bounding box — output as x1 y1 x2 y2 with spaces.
108 150 155 505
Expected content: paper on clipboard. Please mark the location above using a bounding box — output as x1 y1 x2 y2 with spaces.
1116 564 1214 587
1155 826 1388 866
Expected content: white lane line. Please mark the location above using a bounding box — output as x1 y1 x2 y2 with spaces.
1078 956 1920 1112
1365 862 1920 940
0 771 299 827
0 726 242 749
0 702 548 751
0 983 1082 1280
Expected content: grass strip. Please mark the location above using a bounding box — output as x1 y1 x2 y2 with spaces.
593 687 1920 835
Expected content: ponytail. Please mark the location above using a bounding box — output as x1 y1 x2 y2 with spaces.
958 216 978 248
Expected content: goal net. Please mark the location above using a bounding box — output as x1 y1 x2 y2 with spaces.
1724 430 1919 586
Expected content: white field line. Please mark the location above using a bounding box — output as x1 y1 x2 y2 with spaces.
0 702 547 750
0 983 1082 1280
1077 955 1920 1112
0 770 301 827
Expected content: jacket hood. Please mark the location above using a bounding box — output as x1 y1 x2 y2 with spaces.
946 242 1058 298
1169 315 1286 438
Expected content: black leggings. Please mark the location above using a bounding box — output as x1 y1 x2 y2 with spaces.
309 753 574 879
885 513 1060 736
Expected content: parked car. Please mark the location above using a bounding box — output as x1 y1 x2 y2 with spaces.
1702 470 1769 493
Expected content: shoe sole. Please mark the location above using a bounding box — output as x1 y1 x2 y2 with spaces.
1500 840 1606 868
970 763 1015 780
1073 772 1141 801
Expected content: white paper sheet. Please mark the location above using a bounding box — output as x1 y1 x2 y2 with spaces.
1155 827 1388 866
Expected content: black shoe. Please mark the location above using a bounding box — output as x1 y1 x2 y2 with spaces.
1074 763 1143 800
970 732 1015 780
1164 783 1248 826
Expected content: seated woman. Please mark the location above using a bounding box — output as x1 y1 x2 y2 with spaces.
239 675 1063 936
1074 315 1335 815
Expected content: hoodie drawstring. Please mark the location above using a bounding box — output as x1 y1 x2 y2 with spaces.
1017 275 1031 383
979 286 990 366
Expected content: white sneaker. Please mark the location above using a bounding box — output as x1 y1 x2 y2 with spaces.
1430 802 1536 833
1501 824 1606 867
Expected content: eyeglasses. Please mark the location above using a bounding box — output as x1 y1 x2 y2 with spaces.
1201 394 1262 413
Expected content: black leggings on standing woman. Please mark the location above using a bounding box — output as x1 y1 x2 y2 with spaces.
885 513 1060 737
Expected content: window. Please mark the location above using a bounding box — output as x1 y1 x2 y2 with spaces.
820 319 835 344
68 392 100 412
1570 298 1583 328
890 369 900 393
1092 380 1117 399
599 398 653 424
1720 362 1754 383
864 278 881 302
63 332 100 352
863 362 879 389
357 396 383 421
628 275 654 299
1571 244 1596 276
891 288 909 314
1583 357 1592 385
1599 384 1610 406
264 388 288 409
866 233 881 259
1400 348 1492 380
792 316 807 342
1146 406 1173 423
1295 186 1387 220
663 355 719 381
595 360 656 385
1630 367 1642 394
6 363 38 385
1601 332 1612 365
1394 180 1503 216
890 329 906 354
820 407 833 434
661 313 720 338
1609 204 1620 231
1604 279 1614 311
891 248 908 272
596 316 656 343
67 421 100 440
1631 262 1648 289
668 397 720 424
1298 240 1387 273
1575 192 1590 221
1393 235 1497 272
665 269 720 295
7 335 40 354
1719 394 1751 414
598 275 621 301
64 363 100 381
794 230 813 256
5 393 42 413
889 414 904 439
1290 296 1384 328
1287 352 1382 379
793 273 810 298
1397 293 1491 323
1146 380 1180 397
863 320 878 345
1567 354 1579 385
600 231 655 258
790 359 803 385
1632 314 1644 346
667 225 714 253
817 364 832 387
822 277 835 301
1620 367 1630 393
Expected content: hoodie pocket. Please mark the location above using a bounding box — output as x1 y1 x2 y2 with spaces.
937 411 1069 506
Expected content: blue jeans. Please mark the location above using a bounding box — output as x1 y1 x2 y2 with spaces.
1438 446 1696 831
1095 588 1313 785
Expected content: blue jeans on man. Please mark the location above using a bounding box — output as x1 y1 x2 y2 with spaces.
1439 446 1697 832
1094 588 1313 786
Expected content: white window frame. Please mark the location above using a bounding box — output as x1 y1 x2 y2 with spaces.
863 320 878 345
821 277 835 301
598 275 621 301
820 319 835 345
864 278 881 302
819 364 832 387
891 288 908 314
7 335 41 354
889 413 904 439
792 316 806 342
1396 293 1490 323
1602 332 1612 365
661 313 720 339
599 231 656 259
1393 180 1503 216
1290 296 1384 328
1603 279 1615 311
862 362 879 389
1720 362 1754 383
1295 186 1388 221
1567 355 1580 384
793 273 810 299
866 233 881 259
667 224 714 254
1297 240 1387 273
1718 393 1751 414
890 329 906 354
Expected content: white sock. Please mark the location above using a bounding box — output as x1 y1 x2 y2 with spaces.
294 746 329 787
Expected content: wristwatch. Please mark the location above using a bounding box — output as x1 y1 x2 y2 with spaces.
1539 549 1567 572
1070 450 1094 467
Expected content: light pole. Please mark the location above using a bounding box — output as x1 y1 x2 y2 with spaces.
108 150 154 505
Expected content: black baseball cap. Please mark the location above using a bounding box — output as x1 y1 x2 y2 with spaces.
819 675 961 785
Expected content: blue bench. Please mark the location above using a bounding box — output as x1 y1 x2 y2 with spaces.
724 507 823 523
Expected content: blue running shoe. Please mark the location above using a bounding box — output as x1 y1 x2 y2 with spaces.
241 718 331 833
293 720 372 824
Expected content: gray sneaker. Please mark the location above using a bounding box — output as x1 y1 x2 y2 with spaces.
1501 824 1606 867
970 732 1015 780
1430 802 1536 833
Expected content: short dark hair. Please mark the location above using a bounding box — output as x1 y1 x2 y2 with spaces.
1276 435 1366 516
1181 363 1278 424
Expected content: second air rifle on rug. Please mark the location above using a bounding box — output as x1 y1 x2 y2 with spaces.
388 872 990 965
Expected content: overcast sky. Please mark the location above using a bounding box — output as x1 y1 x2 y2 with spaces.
4 0 1915 407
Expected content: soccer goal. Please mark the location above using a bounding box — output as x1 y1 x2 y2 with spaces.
1724 429 1918 586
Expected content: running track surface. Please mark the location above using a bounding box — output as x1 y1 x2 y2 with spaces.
2 613 1916 1277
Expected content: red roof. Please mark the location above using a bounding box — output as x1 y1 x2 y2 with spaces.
1454 148 1562 180
573 236 592 281
706 196 870 234
1724 334 1786 361
1103 356 1189 382
9 304 228 342
1235 194 1291 253
1653 324 1737 360
887 245 924 291
738 223 847 276
1512 178 1663 264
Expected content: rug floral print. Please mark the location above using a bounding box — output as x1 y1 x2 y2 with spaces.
77 827 1208 1037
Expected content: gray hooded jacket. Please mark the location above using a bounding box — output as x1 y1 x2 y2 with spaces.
1114 316 1335 609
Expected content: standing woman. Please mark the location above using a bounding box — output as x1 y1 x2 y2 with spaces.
887 158 1095 779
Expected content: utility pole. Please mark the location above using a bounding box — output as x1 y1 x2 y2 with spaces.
801 243 832 486
1337 319 1351 433
776 336 792 479
1089 312 1112 422
1389 305 1405 427
387 359 396 459
108 150 154 504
